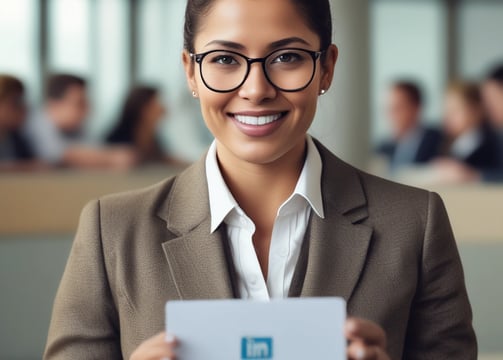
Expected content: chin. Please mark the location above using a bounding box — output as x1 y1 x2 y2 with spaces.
226 136 302 165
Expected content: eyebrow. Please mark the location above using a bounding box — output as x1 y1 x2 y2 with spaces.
204 37 312 51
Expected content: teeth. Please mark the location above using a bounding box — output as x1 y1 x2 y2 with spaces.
234 113 283 126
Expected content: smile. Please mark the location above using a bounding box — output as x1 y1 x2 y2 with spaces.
233 112 286 126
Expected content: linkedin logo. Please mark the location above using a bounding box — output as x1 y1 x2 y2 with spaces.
241 337 273 359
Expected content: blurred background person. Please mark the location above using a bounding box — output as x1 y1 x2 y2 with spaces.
0 75 40 171
377 80 443 170
440 82 499 170
106 85 184 166
23 73 137 169
481 64 503 181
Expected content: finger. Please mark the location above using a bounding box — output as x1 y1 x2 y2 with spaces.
146 332 178 347
143 343 177 360
345 318 386 348
347 341 389 360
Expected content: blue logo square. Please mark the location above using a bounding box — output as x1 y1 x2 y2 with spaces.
241 337 273 359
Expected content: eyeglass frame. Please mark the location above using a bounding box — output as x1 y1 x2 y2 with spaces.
189 47 325 93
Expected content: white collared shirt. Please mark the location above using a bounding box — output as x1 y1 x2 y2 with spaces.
205 135 324 300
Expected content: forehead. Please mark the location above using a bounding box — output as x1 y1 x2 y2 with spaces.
194 0 320 52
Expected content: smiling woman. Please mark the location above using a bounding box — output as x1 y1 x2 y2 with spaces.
44 0 477 359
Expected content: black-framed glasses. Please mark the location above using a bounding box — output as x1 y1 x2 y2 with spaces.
190 48 324 93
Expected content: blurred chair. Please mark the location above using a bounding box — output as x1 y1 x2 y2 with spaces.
377 81 443 170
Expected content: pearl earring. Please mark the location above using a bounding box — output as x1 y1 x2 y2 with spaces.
320 89 326 95
192 91 198 98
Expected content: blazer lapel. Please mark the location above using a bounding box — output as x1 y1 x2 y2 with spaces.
297 141 374 301
156 157 237 300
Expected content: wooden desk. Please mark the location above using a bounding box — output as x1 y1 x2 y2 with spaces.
0 168 502 242
0 166 181 235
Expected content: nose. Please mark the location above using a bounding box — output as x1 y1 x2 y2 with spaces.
238 63 277 104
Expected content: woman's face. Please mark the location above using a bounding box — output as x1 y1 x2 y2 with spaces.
142 95 166 129
183 0 337 165
443 92 481 139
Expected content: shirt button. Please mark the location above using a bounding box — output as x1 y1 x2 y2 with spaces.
250 275 258 285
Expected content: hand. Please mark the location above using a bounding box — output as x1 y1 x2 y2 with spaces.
130 332 178 360
345 318 390 360
432 158 481 184
107 147 139 170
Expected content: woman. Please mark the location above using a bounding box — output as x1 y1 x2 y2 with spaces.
45 0 476 359
441 82 500 170
107 86 169 164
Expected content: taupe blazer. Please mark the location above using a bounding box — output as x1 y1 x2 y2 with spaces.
44 141 477 359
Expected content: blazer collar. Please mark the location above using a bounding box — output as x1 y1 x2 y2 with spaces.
156 156 238 300
295 139 373 301
156 139 373 302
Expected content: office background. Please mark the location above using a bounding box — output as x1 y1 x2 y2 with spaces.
1 0 502 359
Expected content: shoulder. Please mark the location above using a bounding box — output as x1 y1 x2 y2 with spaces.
316 139 431 220
96 173 178 225
94 158 207 229
357 168 431 216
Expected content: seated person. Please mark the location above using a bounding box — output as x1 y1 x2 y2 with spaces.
107 85 186 166
481 64 503 181
440 81 500 171
0 74 39 171
377 80 442 170
23 74 136 169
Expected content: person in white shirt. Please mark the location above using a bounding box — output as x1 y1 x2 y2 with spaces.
45 0 476 359
24 74 137 169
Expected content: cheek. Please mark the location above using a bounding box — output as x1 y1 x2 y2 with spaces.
287 90 319 125
198 92 233 133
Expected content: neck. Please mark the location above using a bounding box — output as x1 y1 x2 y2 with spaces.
216 138 306 227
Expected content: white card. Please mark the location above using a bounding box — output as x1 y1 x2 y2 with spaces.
166 297 346 360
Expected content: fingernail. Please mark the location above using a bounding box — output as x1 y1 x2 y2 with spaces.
166 334 175 343
356 347 366 360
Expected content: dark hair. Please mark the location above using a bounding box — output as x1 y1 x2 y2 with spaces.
392 80 423 107
0 74 25 101
486 64 503 86
183 0 333 53
107 86 159 144
46 74 86 100
447 81 482 109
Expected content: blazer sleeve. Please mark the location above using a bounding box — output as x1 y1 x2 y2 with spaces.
44 200 122 359
403 192 477 359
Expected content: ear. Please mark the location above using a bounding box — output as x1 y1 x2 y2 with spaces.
319 44 338 92
182 50 198 95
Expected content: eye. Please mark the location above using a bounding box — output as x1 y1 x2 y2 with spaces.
210 55 239 65
272 52 302 64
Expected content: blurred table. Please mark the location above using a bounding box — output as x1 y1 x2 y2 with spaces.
0 167 502 242
0 166 182 235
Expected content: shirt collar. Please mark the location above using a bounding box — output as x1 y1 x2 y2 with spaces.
205 135 324 233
